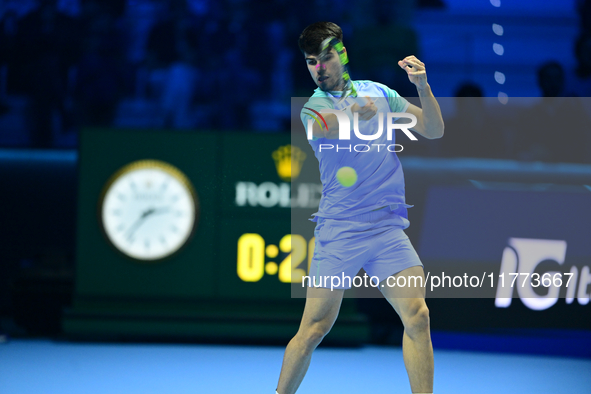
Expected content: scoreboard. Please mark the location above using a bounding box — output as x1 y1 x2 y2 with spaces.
63 129 591 342
63 129 368 343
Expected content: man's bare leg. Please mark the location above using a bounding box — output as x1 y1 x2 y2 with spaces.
276 287 345 394
380 266 434 393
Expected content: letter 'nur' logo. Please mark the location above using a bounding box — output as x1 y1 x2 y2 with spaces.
304 107 418 141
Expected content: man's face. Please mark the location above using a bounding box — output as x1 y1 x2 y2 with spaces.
305 47 345 92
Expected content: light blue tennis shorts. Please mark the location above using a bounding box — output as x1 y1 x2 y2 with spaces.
309 206 423 289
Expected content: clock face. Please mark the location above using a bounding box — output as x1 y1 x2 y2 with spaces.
100 160 198 261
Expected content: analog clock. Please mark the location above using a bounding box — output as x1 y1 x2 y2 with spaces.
99 160 198 261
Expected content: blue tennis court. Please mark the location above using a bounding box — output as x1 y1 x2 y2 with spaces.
1 339 589 394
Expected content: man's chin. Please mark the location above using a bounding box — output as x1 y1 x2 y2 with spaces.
317 81 333 92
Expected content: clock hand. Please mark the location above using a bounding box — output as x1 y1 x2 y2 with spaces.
142 207 156 217
151 206 171 215
126 207 156 240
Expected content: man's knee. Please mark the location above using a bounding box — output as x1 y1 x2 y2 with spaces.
403 303 430 336
298 323 332 350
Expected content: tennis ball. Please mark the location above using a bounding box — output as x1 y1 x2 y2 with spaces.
336 166 357 187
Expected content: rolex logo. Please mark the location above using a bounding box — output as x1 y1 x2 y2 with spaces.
272 145 306 182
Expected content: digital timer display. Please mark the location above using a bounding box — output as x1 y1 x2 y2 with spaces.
236 233 315 283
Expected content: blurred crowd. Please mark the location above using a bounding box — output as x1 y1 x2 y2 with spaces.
0 0 590 164
0 0 296 144
0 0 429 147
435 0 591 164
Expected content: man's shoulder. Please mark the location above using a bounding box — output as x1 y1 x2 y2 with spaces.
302 90 333 111
308 88 329 99
353 80 399 97
353 79 378 88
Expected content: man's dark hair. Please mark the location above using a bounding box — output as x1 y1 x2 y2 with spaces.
298 22 343 55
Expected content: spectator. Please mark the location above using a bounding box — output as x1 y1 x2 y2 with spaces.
350 0 420 99
202 0 269 129
74 1 129 127
577 0 591 35
513 61 589 163
12 0 82 147
145 0 201 129
566 33 591 97
440 83 506 159
0 9 19 116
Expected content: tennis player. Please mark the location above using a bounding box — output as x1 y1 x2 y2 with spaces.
275 22 444 394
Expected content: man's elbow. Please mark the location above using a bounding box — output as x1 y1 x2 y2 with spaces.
433 126 444 139
427 123 444 139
